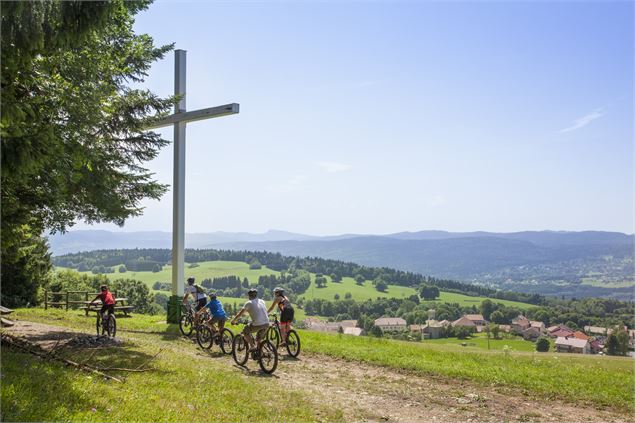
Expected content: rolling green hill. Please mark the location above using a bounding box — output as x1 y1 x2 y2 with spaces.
56 260 533 310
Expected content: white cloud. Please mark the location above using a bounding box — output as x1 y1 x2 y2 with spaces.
315 161 352 173
559 108 605 133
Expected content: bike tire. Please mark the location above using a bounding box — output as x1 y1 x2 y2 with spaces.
266 326 280 349
107 315 117 338
196 326 213 349
179 314 193 336
258 340 278 374
285 329 301 357
232 335 249 366
219 328 234 355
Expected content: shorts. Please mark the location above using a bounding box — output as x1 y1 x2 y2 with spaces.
280 308 294 323
242 323 269 342
195 298 207 311
100 304 115 315
210 316 227 324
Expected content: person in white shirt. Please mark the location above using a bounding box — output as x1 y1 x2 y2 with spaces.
231 288 270 352
182 277 208 312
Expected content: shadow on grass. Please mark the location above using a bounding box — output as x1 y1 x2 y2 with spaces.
231 363 280 378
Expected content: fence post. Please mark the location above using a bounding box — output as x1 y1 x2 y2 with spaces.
66 291 69 310
85 291 89 302
45 290 48 310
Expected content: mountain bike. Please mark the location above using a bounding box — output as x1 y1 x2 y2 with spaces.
96 311 116 337
266 314 301 357
195 315 234 354
179 303 195 336
232 324 278 374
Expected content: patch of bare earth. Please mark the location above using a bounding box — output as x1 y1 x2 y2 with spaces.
4 321 632 423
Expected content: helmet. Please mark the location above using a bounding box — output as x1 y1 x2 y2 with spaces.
273 287 284 296
100 285 108 291
209 292 217 300
247 288 258 297
187 277 195 285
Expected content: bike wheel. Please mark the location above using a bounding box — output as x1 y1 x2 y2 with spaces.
107 315 117 338
258 341 278 374
96 314 102 336
179 314 193 336
196 326 213 349
219 328 234 355
285 329 301 357
232 335 249 366
266 326 280 349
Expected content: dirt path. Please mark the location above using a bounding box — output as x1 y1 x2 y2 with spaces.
3 320 631 423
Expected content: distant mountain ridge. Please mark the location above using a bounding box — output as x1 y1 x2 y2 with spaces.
49 229 634 299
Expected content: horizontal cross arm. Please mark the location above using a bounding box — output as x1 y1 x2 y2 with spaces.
145 103 239 129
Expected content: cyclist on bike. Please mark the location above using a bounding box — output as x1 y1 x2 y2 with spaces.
89 285 115 323
230 288 269 352
267 287 294 346
195 292 227 341
182 276 207 310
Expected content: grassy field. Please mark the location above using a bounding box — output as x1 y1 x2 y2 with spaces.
5 308 634 415
1 310 340 422
57 260 533 310
301 331 635 412
420 332 550 352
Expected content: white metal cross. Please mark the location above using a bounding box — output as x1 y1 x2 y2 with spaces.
145 49 239 308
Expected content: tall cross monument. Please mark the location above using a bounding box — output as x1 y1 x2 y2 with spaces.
146 49 239 323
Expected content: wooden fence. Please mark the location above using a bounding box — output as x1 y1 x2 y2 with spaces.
44 290 118 310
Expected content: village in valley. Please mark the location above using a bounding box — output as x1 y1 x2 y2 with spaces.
305 311 635 355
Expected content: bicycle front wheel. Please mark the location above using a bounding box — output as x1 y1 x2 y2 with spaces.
179 315 193 336
266 326 280 349
196 326 213 349
220 328 234 355
232 335 249 366
258 341 278 374
286 329 301 357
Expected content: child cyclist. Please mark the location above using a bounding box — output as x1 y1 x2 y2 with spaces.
195 292 227 341
267 287 294 346
89 285 116 323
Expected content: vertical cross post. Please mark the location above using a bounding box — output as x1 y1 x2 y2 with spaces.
167 49 187 323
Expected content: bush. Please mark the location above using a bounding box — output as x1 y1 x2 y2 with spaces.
118 265 126 273
344 292 352 299
454 326 473 339
536 337 550 352
152 281 170 291
249 259 262 270
152 263 161 273
334 293 340 300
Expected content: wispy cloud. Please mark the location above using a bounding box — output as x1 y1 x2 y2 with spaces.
315 161 352 173
559 108 605 133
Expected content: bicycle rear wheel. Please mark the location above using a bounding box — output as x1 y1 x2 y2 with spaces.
196 326 213 349
266 326 280 349
179 314 193 336
107 315 117 338
285 329 301 357
232 335 249 366
219 328 234 355
258 341 278 374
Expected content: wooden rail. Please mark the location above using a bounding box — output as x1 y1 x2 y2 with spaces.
44 290 132 316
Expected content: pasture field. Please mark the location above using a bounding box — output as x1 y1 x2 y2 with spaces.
5 308 634 416
57 260 534 310
419 331 550 352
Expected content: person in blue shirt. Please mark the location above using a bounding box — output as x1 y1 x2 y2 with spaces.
195 292 227 340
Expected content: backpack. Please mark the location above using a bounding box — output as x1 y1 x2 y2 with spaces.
194 284 205 295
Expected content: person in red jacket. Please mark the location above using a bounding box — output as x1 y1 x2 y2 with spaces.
90 285 116 322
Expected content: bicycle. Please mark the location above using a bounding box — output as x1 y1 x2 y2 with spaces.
266 314 301 358
232 322 278 374
179 303 196 336
195 314 234 354
95 311 116 337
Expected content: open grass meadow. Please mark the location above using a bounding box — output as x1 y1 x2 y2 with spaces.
5 308 634 415
57 260 534 310
1 309 340 422
301 331 635 412
419 331 551 352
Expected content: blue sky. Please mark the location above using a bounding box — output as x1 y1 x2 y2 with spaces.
77 0 634 235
